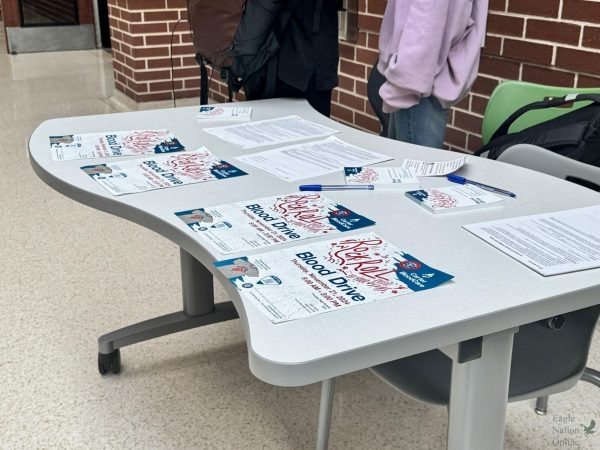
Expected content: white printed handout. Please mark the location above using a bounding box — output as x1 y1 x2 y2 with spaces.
405 185 504 214
215 232 454 323
463 205 600 276
175 192 375 254
203 115 339 149
236 136 392 181
81 148 247 196
344 166 420 188
400 156 467 176
197 105 252 121
50 129 184 160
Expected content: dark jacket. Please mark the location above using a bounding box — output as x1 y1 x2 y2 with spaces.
231 0 339 94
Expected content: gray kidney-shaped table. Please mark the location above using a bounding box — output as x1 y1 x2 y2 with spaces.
29 98 600 450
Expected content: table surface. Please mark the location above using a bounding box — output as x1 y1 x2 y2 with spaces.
29 98 600 387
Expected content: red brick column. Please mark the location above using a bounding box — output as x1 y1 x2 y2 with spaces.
108 0 200 102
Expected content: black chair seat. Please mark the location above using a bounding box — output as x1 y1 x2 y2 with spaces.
372 304 600 406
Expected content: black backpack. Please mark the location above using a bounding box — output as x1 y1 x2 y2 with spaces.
187 0 299 104
475 93 600 168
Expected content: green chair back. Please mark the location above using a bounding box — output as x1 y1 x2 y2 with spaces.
481 81 600 144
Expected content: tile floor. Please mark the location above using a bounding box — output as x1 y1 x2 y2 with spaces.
1 21 599 450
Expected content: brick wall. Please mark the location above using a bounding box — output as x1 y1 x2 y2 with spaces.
333 0 387 135
108 0 600 153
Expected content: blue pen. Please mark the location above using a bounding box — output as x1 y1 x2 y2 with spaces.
447 174 516 198
299 184 374 191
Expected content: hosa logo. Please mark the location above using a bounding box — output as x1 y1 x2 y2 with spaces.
398 260 421 270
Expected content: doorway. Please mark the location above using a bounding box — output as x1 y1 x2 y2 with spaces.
96 0 110 48
3 0 95 53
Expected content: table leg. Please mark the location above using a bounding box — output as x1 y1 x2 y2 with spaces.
97 249 238 355
316 378 336 450
445 330 516 450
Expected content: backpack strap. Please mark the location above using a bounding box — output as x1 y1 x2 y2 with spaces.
196 53 210 105
198 55 233 104
491 93 600 141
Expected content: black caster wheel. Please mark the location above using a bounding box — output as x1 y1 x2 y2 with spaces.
98 349 121 375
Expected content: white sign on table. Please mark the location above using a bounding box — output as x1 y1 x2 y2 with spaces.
464 205 600 276
203 114 340 149
236 136 392 182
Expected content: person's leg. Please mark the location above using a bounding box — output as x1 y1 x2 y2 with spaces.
303 88 332 117
243 71 267 100
246 73 332 117
388 96 449 148
273 79 305 99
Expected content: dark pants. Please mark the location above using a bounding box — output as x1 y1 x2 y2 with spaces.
244 74 333 117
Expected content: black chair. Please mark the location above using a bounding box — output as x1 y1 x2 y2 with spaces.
371 304 600 412
478 81 600 414
366 61 390 137
482 80 600 414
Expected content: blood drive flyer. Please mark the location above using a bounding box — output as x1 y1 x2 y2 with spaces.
215 232 454 323
175 192 375 254
50 129 184 160
81 148 246 196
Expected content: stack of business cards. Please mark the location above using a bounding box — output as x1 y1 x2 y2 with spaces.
405 185 504 214
197 106 252 121
344 166 420 188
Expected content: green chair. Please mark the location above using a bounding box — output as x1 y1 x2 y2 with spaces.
480 80 600 192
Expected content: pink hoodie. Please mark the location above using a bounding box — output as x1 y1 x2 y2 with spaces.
377 0 489 113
